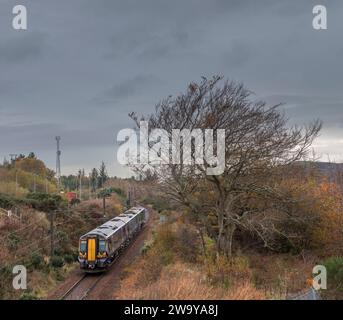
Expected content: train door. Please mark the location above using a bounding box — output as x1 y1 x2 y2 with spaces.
87 238 96 262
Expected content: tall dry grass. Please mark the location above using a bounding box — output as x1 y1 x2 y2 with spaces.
116 220 266 300
116 262 265 300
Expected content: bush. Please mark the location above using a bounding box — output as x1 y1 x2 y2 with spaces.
0 193 25 209
26 192 66 212
30 253 44 269
0 193 18 208
53 246 64 257
50 255 64 268
0 182 28 198
0 266 12 299
56 230 69 247
205 254 251 289
72 250 79 261
64 254 75 264
175 224 200 263
7 233 20 250
20 292 39 300
112 203 123 215
70 198 81 206
321 256 343 298
55 269 65 281
154 225 177 265
110 187 125 197
142 196 171 213
134 221 200 286
141 240 153 255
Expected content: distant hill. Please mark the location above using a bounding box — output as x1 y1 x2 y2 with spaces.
311 162 343 175
298 161 343 180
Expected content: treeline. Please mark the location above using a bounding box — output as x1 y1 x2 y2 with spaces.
0 153 57 197
61 161 109 193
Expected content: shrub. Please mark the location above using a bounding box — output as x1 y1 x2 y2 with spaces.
140 240 153 255
53 246 64 257
174 224 200 263
0 193 28 209
0 183 28 198
142 196 171 213
0 266 12 299
26 192 66 212
55 269 65 281
72 250 79 261
56 230 69 247
321 256 343 298
112 203 123 215
70 198 81 206
110 187 125 197
7 233 20 250
30 253 44 269
50 255 64 268
20 292 39 300
64 254 75 264
205 254 251 288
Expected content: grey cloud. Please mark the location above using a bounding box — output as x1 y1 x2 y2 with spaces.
93 75 161 105
106 29 192 62
0 123 62 151
222 40 254 69
0 32 47 63
0 122 119 152
262 94 343 128
1 0 343 174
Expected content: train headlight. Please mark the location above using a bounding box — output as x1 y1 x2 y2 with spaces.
96 252 107 259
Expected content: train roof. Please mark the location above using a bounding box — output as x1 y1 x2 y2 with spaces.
80 206 146 240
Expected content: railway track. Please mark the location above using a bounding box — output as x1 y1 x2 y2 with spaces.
59 275 85 299
60 274 87 300
60 266 115 300
59 225 147 300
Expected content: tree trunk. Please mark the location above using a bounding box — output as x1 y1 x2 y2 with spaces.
216 198 236 257
217 222 236 257
216 212 224 254
224 222 236 257
197 226 207 259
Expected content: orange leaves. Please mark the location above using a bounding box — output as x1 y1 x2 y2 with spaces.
15 158 47 176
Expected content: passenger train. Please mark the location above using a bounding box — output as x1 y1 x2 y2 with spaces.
78 206 148 272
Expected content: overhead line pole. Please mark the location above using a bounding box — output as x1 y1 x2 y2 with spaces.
50 211 54 257
55 136 61 192
10 154 18 196
79 170 82 200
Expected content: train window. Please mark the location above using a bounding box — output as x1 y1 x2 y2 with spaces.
80 240 87 252
98 240 106 252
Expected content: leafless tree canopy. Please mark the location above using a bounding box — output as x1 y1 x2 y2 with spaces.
129 76 322 256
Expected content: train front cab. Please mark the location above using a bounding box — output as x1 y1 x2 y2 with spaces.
78 236 109 272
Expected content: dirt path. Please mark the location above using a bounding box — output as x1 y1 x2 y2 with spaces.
47 208 155 300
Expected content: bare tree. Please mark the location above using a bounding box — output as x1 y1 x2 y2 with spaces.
129 76 322 256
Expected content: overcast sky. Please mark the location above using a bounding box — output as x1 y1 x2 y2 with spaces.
0 0 342 176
